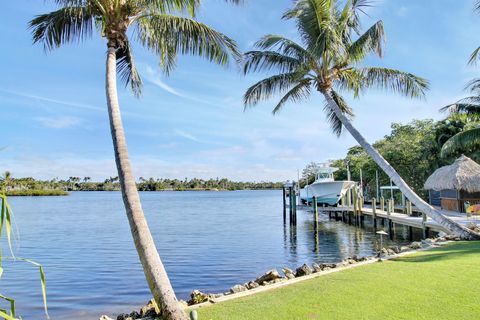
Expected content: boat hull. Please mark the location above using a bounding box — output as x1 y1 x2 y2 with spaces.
303 181 354 206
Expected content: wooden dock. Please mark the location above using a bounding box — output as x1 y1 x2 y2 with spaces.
319 205 449 234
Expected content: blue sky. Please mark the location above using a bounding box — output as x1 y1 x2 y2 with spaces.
0 0 479 181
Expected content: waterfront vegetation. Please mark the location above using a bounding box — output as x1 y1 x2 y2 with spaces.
198 241 480 320
0 175 282 195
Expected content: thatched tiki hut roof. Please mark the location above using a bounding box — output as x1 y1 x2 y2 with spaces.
424 155 480 193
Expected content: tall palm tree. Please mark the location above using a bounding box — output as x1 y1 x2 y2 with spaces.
30 1 241 319
441 79 480 160
243 0 479 239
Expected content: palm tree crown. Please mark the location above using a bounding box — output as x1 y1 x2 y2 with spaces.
243 0 428 135
30 0 241 97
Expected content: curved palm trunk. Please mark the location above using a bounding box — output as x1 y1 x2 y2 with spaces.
322 89 480 240
106 46 188 320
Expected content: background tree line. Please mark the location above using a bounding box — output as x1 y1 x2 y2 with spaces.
0 173 283 193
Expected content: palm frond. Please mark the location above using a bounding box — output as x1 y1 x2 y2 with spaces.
243 72 303 108
347 20 384 63
253 35 314 62
272 80 312 114
116 39 143 97
243 51 302 74
465 78 480 94
135 14 240 74
29 6 94 50
440 101 480 119
324 89 354 136
135 0 199 16
469 46 480 65
441 127 480 158
336 68 365 97
345 0 371 32
283 0 345 60
360 67 429 98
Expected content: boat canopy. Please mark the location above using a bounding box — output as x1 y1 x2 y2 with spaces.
315 167 338 182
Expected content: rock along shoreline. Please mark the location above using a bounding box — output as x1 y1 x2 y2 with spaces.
100 235 461 320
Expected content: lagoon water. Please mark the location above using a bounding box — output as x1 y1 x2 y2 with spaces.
1 190 419 319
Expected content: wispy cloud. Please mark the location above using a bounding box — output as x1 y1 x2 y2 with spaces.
0 89 103 112
144 66 186 98
34 116 84 129
142 64 234 111
174 129 201 142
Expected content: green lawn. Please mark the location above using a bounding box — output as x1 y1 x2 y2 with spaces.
197 242 480 320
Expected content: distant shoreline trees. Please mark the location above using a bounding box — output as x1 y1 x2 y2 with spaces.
0 175 283 194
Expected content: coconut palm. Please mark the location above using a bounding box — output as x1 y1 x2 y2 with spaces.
441 79 480 160
243 0 479 239
29 0 241 318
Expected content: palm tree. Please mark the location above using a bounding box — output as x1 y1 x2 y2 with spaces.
243 0 479 239
441 79 480 160
1 171 12 191
30 1 241 318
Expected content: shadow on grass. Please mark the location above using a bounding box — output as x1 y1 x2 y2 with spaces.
393 242 480 263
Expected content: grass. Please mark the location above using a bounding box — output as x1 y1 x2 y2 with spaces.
197 242 480 320
6 189 69 196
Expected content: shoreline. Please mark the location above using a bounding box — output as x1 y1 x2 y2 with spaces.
104 238 458 320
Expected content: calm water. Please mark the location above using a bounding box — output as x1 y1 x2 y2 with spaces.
1 190 419 319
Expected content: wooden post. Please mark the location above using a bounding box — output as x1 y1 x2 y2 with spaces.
372 197 377 228
405 200 412 216
408 226 413 241
288 186 293 225
282 187 286 223
380 197 385 212
387 199 393 237
422 212 427 239
357 196 363 225
313 196 318 224
292 183 297 226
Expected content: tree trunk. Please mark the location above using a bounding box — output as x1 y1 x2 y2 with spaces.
105 45 188 319
322 88 480 240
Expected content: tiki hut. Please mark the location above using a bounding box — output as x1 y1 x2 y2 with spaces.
424 155 480 212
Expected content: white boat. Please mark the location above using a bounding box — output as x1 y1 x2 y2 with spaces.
302 166 354 206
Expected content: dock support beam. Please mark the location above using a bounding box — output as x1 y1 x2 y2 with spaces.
372 198 377 228
387 200 394 238
313 197 318 228
282 186 286 224
422 212 429 239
